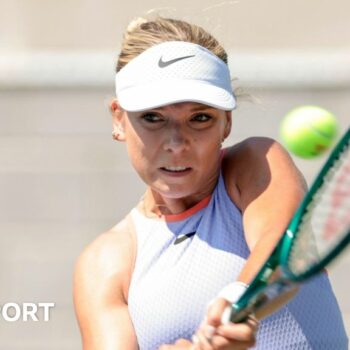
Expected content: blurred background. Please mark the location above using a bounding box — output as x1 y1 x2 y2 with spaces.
0 0 349 348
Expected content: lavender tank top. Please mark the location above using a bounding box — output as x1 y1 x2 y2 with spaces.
127 172 348 349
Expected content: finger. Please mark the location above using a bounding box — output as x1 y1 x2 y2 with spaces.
194 331 214 350
195 317 218 349
220 304 232 324
210 334 256 350
194 319 258 350
216 318 259 342
206 298 231 327
175 339 193 346
158 339 193 349
193 333 256 350
246 314 260 330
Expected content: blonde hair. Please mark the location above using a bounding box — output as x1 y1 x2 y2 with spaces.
116 16 228 72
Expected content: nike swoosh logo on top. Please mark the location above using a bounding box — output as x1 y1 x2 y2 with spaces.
158 55 196 68
173 231 196 245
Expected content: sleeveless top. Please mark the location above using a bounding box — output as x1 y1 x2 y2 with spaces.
127 172 348 349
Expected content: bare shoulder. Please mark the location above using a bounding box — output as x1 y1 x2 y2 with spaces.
74 217 136 306
73 218 139 349
225 137 290 165
222 137 307 210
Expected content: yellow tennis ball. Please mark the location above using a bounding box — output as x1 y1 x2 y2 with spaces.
280 105 338 158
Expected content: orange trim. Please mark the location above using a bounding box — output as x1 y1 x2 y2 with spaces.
164 194 212 222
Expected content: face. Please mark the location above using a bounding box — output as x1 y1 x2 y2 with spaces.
112 101 231 202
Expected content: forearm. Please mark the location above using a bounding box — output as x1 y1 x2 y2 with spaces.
231 138 307 285
234 231 300 320
237 230 284 284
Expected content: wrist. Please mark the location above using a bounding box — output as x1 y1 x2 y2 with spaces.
217 281 249 303
217 281 249 324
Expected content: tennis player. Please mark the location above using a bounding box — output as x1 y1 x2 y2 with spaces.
73 16 348 349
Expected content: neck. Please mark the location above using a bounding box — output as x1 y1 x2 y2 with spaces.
142 183 216 218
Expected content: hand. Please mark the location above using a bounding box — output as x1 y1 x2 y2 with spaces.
192 298 258 349
158 338 192 349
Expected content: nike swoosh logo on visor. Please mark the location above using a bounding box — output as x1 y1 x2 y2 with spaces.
158 55 196 68
173 231 196 245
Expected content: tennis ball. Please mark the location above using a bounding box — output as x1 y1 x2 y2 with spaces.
280 105 338 158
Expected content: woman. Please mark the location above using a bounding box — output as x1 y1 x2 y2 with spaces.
73 16 348 349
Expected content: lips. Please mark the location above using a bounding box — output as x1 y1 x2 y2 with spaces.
159 166 192 174
161 166 190 172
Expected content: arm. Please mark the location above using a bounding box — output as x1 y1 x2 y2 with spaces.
159 316 258 350
224 137 307 284
164 138 299 349
187 138 304 348
73 221 138 350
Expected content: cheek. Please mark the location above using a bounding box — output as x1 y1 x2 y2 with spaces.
196 131 223 149
195 139 222 166
126 141 145 169
198 129 224 158
127 147 150 184
125 135 157 179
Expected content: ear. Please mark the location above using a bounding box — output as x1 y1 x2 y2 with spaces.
223 111 232 140
110 99 126 141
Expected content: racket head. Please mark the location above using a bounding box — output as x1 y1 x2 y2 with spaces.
229 127 350 323
280 127 350 282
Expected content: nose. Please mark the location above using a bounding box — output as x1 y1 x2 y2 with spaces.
163 124 189 153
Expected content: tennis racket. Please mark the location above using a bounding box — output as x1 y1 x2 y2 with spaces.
227 127 350 323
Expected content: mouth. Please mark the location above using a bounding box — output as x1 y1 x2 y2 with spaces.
160 166 192 174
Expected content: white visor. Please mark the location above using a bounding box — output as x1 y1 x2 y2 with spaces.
115 41 236 112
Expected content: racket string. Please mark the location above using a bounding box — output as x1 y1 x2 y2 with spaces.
289 142 350 274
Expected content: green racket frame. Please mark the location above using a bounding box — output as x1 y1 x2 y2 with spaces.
281 126 350 282
230 127 350 323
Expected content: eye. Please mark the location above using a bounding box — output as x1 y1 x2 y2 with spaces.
141 113 164 123
191 113 212 122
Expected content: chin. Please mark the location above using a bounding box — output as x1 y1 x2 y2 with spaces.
153 184 193 199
